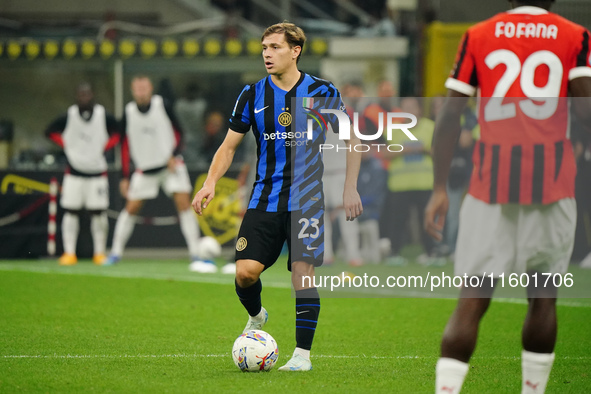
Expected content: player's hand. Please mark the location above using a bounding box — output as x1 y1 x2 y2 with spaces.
343 187 363 221
192 182 215 216
424 188 448 241
167 157 177 173
119 178 130 199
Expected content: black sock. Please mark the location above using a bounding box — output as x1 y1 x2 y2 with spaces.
295 288 320 351
235 279 262 317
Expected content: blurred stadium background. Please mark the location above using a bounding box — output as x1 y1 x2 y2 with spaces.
1 0 590 259
1 2 591 392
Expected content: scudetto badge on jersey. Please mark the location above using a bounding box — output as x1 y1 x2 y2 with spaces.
278 109 292 126
236 237 248 251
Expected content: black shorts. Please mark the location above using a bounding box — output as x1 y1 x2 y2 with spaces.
235 208 324 271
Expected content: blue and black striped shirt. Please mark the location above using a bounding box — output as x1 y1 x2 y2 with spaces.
229 72 345 212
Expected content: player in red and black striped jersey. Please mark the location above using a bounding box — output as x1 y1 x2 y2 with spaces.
447 2 591 205
424 1 591 393
45 82 119 266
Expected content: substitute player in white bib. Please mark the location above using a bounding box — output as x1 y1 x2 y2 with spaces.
104 76 212 270
46 82 120 265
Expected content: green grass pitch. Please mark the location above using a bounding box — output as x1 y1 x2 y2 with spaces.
0 258 589 393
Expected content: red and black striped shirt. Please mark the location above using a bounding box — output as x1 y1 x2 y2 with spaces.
446 6 591 205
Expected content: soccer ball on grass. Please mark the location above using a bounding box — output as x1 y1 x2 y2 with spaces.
232 330 279 372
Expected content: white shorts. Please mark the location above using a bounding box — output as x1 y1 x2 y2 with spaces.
455 195 576 276
127 161 192 201
60 174 109 211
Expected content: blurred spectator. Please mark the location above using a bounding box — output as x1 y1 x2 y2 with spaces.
382 97 436 265
357 150 388 263
431 96 477 259
201 111 226 164
341 80 385 263
355 2 396 37
363 80 400 144
45 82 119 266
341 80 367 130
323 124 362 266
175 82 208 166
157 78 176 104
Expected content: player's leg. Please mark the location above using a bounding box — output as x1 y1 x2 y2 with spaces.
234 210 285 332
172 192 198 246
441 287 495 361
89 210 108 264
106 172 157 265
384 190 411 265
323 208 335 263
279 209 323 371
277 261 317 371
336 209 362 265
106 199 144 264
436 285 495 394
518 198 576 394
172 191 206 261
58 174 83 265
165 161 212 269
236 259 267 331
60 210 80 265
168 161 200 255
86 175 110 265
436 195 509 394
359 219 381 263
322 173 343 264
521 278 558 394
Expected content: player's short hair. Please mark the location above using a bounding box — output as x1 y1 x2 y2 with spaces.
77 81 93 92
131 74 152 84
262 22 306 63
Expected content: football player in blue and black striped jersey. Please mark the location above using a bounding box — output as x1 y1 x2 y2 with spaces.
192 22 363 371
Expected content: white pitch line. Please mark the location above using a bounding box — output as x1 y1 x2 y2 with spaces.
2 354 590 360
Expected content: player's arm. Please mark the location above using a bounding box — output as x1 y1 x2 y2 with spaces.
44 114 68 147
569 27 591 133
343 130 363 221
104 113 121 151
329 88 363 220
192 129 245 215
164 101 183 155
119 113 131 198
164 102 184 171
424 90 469 240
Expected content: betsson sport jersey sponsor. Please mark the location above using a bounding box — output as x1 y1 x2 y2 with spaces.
446 6 591 205
229 72 345 212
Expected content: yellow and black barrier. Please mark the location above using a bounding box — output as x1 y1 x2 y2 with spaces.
0 37 329 61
